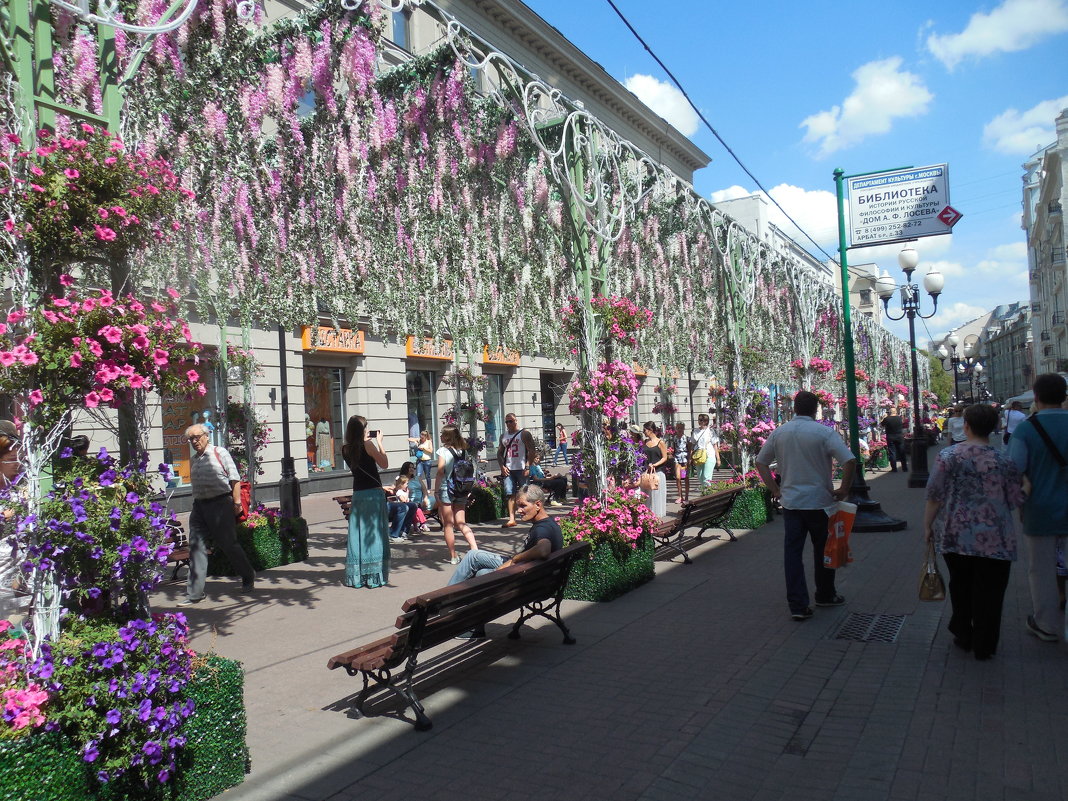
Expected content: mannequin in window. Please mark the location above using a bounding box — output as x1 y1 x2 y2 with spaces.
316 417 334 469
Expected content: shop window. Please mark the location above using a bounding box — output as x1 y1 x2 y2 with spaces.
484 374 504 452
405 369 438 447
305 367 345 473
391 9 411 50
161 374 221 488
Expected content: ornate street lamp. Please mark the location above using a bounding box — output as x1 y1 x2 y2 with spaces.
937 332 962 401
876 247 945 488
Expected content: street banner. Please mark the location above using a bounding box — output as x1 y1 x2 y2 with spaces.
847 164 951 247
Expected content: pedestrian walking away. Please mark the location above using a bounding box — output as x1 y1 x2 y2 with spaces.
880 405 908 471
497 413 536 528
756 391 856 621
341 416 390 589
924 404 1024 660
447 485 563 639
180 424 256 606
1002 401 1027 445
1006 373 1068 642
436 425 479 564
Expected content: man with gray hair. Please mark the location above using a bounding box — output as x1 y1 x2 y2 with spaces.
447 484 563 638
179 423 256 606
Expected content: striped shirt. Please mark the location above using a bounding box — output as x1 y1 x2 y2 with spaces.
189 445 240 499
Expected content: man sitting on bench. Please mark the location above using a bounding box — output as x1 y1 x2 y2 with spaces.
447 485 563 639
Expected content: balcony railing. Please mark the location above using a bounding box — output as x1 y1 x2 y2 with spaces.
1053 311 1066 326
1054 247 1066 265
1041 331 1051 341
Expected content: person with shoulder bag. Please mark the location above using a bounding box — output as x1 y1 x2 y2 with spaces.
1006 374 1068 642
435 425 479 565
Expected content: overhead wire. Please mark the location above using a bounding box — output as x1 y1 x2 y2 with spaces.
601 0 840 266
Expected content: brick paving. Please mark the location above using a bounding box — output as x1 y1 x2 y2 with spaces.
152 467 1068 801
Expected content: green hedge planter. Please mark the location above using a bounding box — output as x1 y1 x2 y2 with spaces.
721 487 770 530
563 536 654 603
209 516 308 576
465 485 504 524
0 656 248 801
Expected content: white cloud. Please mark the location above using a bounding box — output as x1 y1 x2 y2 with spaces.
710 183 840 246
926 0 1068 70
624 74 699 137
927 302 991 333
988 241 1027 261
983 95 1068 154
800 57 933 158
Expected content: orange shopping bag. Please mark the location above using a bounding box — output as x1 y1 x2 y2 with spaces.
822 501 857 569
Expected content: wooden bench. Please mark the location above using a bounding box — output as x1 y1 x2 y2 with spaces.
327 540 591 731
333 493 473 531
166 521 190 581
652 486 745 564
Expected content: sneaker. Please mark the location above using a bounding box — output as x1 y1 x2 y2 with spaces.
791 608 814 621
177 597 204 607
449 555 461 565
815 594 846 607
548 500 562 507
1026 615 1058 642
454 627 486 640
237 581 255 593
390 536 408 543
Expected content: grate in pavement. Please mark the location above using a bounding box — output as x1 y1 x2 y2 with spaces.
833 612 906 643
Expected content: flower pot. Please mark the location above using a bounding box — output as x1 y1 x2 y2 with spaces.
563 536 654 602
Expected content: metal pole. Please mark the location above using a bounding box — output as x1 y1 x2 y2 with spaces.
906 304 930 488
277 325 301 518
834 168 906 531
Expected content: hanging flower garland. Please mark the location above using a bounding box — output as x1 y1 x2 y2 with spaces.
568 361 640 422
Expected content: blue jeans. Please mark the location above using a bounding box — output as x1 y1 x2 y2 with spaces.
887 439 908 470
503 469 525 496
388 501 418 539
783 508 836 613
416 459 434 486
447 549 505 585
553 443 568 464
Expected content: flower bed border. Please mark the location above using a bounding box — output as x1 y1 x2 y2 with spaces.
208 516 309 576
563 536 654 603
0 655 248 801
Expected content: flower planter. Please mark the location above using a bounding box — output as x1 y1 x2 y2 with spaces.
0 656 248 801
721 487 769 530
464 485 504 524
208 516 308 576
563 536 654 603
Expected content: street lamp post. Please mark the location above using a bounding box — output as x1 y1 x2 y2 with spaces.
937 333 961 401
876 247 945 488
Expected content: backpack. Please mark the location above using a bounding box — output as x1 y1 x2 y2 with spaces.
447 447 476 496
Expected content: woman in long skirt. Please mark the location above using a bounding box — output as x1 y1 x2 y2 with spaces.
341 416 390 588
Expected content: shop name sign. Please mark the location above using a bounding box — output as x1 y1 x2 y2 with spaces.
847 164 951 247
405 336 454 361
482 345 520 366
301 326 365 354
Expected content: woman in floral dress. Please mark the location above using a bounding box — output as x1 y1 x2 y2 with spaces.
924 404 1025 660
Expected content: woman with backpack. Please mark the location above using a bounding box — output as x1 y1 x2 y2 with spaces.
434 425 479 564
341 415 390 589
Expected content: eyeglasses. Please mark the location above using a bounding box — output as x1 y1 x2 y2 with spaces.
186 434 206 443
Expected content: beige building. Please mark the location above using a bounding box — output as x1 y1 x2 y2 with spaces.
1023 108 1068 376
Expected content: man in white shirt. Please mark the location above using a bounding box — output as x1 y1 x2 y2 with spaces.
180 424 256 606
756 391 857 621
497 414 536 529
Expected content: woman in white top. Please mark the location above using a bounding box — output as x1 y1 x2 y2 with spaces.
945 406 967 444
434 425 479 565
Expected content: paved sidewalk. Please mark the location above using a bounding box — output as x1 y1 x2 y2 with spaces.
153 467 1068 801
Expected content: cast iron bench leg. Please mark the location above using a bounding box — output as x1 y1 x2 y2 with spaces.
510 598 577 645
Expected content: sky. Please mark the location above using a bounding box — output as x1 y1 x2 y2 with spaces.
522 0 1068 346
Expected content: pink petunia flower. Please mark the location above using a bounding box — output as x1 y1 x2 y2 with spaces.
97 325 122 344
84 391 101 408
69 352 82 368
186 370 199 383
27 389 43 407
0 352 16 367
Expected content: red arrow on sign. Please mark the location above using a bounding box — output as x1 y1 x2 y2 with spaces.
937 205 963 227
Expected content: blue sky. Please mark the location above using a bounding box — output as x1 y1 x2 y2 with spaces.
523 0 1068 345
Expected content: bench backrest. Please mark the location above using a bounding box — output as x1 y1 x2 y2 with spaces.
403 541 590 651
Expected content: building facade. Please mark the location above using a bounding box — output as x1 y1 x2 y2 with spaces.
1023 108 1068 376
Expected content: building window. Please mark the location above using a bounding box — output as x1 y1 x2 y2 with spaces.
391 9 411 50
305 367 345 473
483 373 505 454
405 369 437 447
859 289 872 305
161 368 221 488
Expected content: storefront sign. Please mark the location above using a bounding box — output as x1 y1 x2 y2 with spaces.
405 336 454 361
301 326 365 354
847 164 951 247
482 345 520 366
